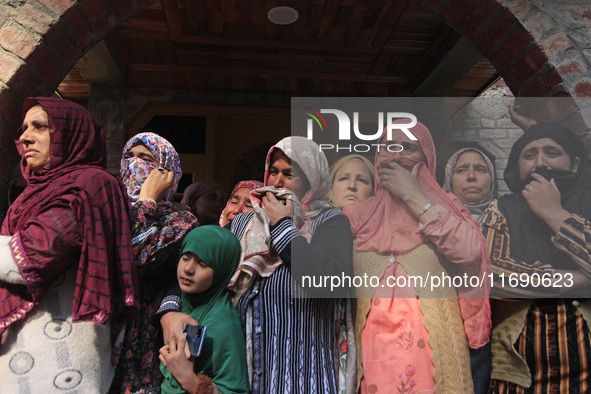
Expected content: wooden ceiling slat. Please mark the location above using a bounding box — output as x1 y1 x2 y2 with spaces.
128 63 407 83
60 0 499 100
162 0 183 40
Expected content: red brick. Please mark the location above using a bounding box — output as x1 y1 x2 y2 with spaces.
105 0 135 23
504 0 530 18
37 0 76 15
42 25 80 68
524 13 553 41
62 5 94 49
504 48 547 88
498 118 519 128
80 0 113 38
0 50 25 84
442 0 472 27
497 138 518 148
530 97 578 122
5 64 44 100
479 129 507 138
540 33 569 56
557 60 587 78
14 4 59 37
457 0 500 38
573 81 591 98
560 112 591 134
0 84 22 126
491 28 534 72
26 46 63 89
481 119 495 128
0 23 41 59
476 10 516 55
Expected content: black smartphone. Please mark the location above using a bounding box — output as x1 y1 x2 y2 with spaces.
184 325 206 358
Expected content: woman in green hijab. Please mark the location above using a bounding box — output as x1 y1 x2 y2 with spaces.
159 226 249 394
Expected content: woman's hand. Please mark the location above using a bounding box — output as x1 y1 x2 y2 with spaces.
161 311 199 357
262 192 292 226
139 168 174 202
508 102 537 131
522 173 570 233
377 161 423 202
159 334 199 391
378 162 434 223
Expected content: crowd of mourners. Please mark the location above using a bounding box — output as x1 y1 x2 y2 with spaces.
0 96 589 394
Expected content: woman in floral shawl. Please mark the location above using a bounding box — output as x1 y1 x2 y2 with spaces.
111 132 197 393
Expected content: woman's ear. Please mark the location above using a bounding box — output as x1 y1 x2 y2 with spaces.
572 157 580 173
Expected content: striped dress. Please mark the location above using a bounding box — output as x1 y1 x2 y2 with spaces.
231 209 353 394
481 203 591 393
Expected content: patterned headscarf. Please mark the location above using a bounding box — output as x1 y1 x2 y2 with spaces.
230 180 264 197
1 97 139 335
120 132 182 204
443 148 496 219
219 180 263 227
265 136 334 222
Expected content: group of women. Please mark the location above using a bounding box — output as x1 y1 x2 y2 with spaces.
0 96 589 393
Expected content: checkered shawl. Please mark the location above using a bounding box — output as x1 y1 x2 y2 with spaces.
0 97 139 335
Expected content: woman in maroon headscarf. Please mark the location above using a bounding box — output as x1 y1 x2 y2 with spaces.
0 97 139 392
344 120 490 393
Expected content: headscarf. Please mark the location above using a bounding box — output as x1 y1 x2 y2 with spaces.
329 153 375 191
344 121 476 253
180 180 225 208
443 148 496 219
120 132 182 205
160 226 249 394
344 120 491 348
228 137 335 297
219 180 263 226
265 136 334 225
0 97 139 335
498 122 591 270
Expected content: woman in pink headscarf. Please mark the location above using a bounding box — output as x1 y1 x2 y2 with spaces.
344 120 490 393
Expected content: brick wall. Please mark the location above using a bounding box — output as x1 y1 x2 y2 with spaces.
1 0 591 218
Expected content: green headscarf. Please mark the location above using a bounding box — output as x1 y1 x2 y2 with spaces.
160 226 250 394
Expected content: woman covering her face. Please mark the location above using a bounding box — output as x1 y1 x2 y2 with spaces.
329 154 375 210
443 148 496 220
219 180 263 227
113 132 197 393
481 122 591 392
344 120 491 393
0 97 139 392
181 180 225 226
159 136 354 393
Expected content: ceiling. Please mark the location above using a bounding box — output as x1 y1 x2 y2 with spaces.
56 0 500 102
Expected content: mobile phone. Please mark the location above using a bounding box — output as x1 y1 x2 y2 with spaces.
184 325 206 358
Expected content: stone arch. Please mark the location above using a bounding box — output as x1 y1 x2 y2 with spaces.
0 0 158 208
1 0 590 214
